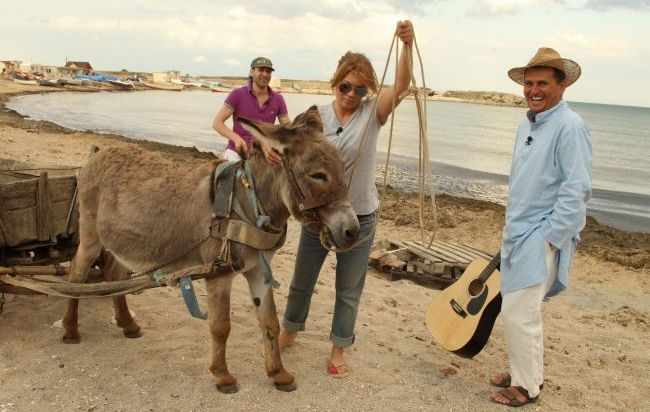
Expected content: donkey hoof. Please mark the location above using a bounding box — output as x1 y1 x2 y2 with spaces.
274 382 297 392
62 336 80 344
216 383 239 394
123 330 143 339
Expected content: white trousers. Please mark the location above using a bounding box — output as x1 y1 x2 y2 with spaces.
223 148 242 161
501 242 558 398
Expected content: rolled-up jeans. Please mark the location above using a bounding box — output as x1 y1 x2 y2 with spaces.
282 212 376 347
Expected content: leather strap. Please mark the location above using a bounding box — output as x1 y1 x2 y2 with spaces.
213 218 285 250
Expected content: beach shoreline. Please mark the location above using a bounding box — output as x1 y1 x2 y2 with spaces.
1 80 648 411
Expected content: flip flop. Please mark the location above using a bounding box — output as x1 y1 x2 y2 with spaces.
327 362 350 378
490 386 538 408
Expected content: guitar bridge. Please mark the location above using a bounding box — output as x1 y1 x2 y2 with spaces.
450 299 467 318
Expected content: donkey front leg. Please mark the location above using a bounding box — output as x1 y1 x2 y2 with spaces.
243 266 296 392
205 273 239 394
101 250 142 338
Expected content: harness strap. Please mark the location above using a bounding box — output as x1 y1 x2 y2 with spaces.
212 161 240 219
213 219 285 250
281 155 347 212
179 276 208 319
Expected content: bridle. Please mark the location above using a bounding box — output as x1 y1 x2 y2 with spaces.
280 155 347 228
280 154 375 252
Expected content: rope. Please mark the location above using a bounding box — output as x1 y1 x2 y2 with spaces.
373 31 439 246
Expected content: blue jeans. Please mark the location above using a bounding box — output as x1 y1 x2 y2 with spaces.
282 212 376 347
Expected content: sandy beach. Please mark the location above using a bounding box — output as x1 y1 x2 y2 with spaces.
0 80 648 411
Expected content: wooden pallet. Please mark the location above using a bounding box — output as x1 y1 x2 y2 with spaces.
369 238 493 286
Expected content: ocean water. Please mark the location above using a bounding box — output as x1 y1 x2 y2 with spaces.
6 90 650 232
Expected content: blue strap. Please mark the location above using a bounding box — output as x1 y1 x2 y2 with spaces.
179 276 208 319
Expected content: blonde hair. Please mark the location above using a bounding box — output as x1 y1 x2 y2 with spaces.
329 51 378 95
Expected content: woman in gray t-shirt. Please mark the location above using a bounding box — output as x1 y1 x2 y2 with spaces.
279 20 416 378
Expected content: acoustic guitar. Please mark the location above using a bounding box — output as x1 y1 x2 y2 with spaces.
425 252 502 358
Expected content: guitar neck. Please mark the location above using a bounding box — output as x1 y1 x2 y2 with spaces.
478 251 501 283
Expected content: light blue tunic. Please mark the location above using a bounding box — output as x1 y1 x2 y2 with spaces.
501 100 592 296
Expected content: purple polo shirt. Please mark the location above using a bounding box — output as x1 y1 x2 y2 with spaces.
223 82 288 150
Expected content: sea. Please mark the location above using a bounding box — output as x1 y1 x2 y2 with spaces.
6 90 650 233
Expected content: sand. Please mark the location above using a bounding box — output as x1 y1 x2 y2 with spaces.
0 80 648 412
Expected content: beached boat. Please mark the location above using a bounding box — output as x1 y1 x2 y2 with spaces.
37 79 62 87
107 79 134 89
170 78 202 87
75 73 118 82
143 81 183 91
12 78 38 85
209 85 232 93
60 78 89 86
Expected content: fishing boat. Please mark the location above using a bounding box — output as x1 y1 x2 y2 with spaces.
37 79 62 87
170 77 202 87
143 81 183 91
107 79 134 89
12 78 38 85
61 78 90 86
75 73 118 82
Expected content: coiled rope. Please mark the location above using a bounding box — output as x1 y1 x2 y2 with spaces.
348 28 438 246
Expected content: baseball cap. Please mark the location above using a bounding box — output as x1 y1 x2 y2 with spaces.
250 57 274 71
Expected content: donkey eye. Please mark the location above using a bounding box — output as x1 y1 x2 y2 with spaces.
309 172 328 183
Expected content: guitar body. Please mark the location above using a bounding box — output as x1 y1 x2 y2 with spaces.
425 256 502 358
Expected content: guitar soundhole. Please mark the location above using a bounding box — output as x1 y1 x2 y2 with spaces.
467 279 485 297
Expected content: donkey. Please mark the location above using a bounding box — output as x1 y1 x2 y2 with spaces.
62 106 360 393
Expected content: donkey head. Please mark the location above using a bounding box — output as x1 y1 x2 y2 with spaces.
239 106 360 250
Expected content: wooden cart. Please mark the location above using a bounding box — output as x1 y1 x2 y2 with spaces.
0 167 80 287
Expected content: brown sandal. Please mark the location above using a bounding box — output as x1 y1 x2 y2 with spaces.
490 386 538 408
490 372 511 388
490 373 544 390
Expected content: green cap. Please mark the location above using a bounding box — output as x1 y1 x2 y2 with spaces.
250 56 274 71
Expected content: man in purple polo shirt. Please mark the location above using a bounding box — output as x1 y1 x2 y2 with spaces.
212 56 290 163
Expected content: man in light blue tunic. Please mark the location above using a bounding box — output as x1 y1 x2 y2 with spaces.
490 48 592 407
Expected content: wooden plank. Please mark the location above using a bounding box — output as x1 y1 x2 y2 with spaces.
403 240 466 264
417 240 475 264
448 241 493 260
48 176 76 203
0 179 38 210
423 240 477 262
4 208 37 246
427 240 480 261
36 171 53 241
0 208 10 246
391 239 445 264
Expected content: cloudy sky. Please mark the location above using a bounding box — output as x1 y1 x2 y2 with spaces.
2 0 649 107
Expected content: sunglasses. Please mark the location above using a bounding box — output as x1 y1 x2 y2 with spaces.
338 81 368 98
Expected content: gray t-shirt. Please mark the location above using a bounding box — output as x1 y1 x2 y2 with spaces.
318 98 382 215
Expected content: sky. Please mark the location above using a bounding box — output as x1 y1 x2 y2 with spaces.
2 0 649 107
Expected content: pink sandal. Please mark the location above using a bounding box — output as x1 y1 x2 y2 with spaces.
327 362 350 378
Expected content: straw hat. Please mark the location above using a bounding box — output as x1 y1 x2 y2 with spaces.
508 47 581 86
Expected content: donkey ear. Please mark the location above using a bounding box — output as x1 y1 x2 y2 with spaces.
238 116 288 153
299 105 323 131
